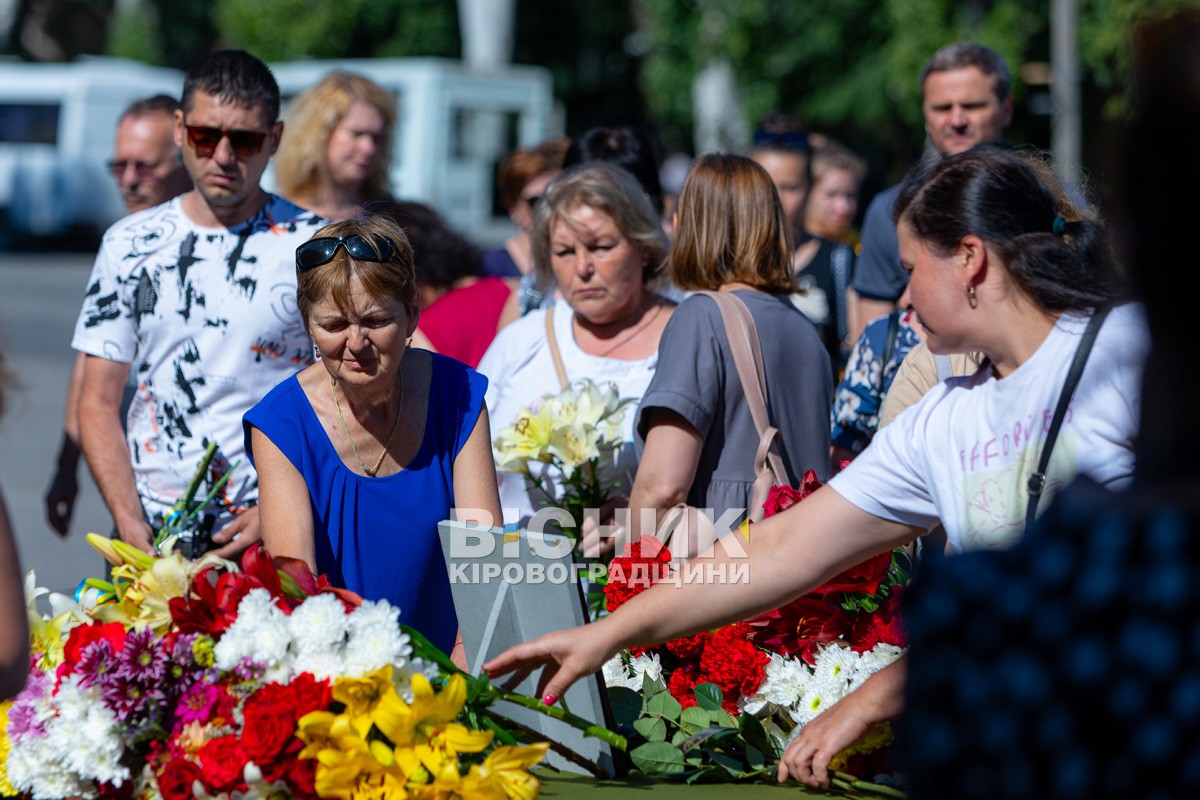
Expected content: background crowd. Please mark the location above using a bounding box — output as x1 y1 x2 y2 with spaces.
0 11 1193 795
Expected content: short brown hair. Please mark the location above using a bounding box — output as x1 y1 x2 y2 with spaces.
296 215 418 329
530 162 669 291
669 153 795 294
810 141 867 187
496 137 570 211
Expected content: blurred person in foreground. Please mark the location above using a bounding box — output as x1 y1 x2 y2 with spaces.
72 50 322 559
0 351 31 699
478 162 672 532
903 10 1200 799
274 71 395 220
245 215 501 664
483 147 1145 787
45 94 193 537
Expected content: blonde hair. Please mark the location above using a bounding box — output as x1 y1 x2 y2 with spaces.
810 141 867 187
669 153 795 294
296 215 418 328
275 72 397 203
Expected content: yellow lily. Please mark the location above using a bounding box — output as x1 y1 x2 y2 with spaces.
462 743 549 800
331 665 395 738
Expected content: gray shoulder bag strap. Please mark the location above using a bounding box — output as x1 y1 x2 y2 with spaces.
698 291 789 522
1024 306 1112 532
543 306 570 390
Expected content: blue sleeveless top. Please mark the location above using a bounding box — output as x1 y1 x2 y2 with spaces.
243 354 487 654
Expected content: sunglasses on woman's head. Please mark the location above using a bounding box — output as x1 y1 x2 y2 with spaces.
296 234 399 272
184 125 269 159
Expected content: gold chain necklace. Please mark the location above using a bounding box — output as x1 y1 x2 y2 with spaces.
597 301 663 358
329 372 404 477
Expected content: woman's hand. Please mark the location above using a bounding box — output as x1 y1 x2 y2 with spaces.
576 493 629 559
483 621 617 704
777 657 906 787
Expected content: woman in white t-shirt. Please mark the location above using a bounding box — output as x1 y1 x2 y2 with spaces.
477 163 674 530
483 148 1146 786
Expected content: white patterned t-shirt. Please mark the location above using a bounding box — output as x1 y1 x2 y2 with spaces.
72 194 325 529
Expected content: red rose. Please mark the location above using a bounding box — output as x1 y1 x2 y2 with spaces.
761 470 824 518
241 701 296 762
59 621 127 679
815 551 893 598
157 759 205 800
197 735 249 792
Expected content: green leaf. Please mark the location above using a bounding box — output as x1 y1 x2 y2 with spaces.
679 706 711 735
686 765 735 784
678 725 739 753
714 709 739 729
630 741 687 776
633 716 668 743
745 744 766 770
738 714 777 758
647 690 683 722
607 687 643 727
642 674 667 698
693 682 723 712
709 750 748 778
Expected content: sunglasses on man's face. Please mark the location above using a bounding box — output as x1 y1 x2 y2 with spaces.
296 234 400 272
184 124 269 159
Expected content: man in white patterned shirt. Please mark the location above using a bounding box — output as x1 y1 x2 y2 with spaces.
72 50 324 558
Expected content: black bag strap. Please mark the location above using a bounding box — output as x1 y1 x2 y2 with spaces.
878 311 902 396
1025 306 1112 531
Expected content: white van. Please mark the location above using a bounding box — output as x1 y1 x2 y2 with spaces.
0 56 184 245
268 58 556 246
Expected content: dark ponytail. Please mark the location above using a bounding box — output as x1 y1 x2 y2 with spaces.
894 147 1126 312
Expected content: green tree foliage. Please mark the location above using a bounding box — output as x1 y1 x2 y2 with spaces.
635 0 1200 166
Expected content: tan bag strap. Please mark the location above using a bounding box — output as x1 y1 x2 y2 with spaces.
698 291 789 521
544 306 570 390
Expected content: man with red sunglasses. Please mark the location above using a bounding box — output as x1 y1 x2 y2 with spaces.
70 50 324 560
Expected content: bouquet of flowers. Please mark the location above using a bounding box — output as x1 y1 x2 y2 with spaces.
601 470 910 793
492 379 631 539
2 535 622 800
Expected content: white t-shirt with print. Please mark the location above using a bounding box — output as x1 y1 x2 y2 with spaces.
477 301 659 528
830 303 1148 554
72 194 325 529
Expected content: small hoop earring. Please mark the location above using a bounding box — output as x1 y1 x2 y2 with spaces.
965 284 978 309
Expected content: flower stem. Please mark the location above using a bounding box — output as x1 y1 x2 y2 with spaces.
490 686 627 751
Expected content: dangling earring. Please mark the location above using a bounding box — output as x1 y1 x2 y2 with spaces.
405 336 413 351
964 284 978 309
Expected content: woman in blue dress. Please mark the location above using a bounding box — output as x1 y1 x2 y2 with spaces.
244 215 502 666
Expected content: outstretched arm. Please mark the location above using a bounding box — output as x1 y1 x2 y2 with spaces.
485 485 917 704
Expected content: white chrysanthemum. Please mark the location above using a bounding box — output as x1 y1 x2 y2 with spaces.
392 658 439 703
291 651 345 683
601 655 634 690
287 593 350 655
849 643 906 691
342 622 410 677
811 643 858 687
214 589 291 671
748 653 814 713
628 652 662 691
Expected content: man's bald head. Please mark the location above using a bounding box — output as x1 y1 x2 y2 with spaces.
110 95 192 213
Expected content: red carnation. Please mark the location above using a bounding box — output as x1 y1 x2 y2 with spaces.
604 535 672 614
668 664 702 709
698 623 768 712
665 631 710 662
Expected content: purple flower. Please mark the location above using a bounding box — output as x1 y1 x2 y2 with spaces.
7 670 50 740
74 639 118 689
175 682 219 725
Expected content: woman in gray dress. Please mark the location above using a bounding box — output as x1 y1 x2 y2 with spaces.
626 153 833 556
